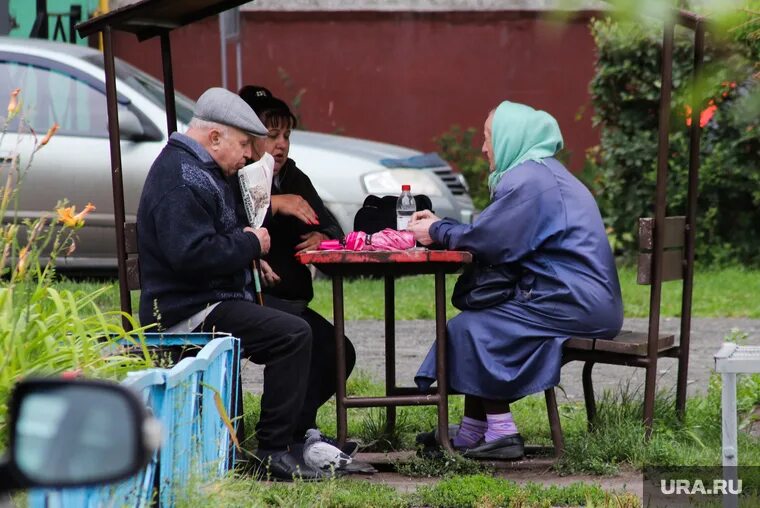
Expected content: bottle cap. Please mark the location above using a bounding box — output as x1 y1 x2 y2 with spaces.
401 184 411 191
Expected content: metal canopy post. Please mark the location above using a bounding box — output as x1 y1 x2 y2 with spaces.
160 31 177 135
644 19 675 436
677 20 705 419
76 1 253 331
102 25 131 330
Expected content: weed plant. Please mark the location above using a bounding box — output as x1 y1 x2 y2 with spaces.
396 451 491 478
557 369 760 475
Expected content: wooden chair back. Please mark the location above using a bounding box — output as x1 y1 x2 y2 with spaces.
637 216 686 285
124 222 140 291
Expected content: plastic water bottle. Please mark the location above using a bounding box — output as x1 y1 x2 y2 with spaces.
396 184 416 230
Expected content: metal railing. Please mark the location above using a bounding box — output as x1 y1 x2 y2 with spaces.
27 334 241 508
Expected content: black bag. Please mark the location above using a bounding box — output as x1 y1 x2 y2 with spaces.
451 263 518 311
353 194 433 234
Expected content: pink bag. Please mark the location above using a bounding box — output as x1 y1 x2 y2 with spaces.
318 228 415 251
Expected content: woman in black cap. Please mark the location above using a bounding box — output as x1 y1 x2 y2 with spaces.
238 85 357 454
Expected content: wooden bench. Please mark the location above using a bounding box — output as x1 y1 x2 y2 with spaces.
543 216 691 456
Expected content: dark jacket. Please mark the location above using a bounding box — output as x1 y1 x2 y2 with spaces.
263 158 343 302
137 133 261 329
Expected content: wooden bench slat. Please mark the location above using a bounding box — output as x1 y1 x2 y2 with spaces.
638 216 686 250
565 330 633 352
126 258 140 291
565 337 595 351
637 249 684 284
125 222 138 254
593 331 675 356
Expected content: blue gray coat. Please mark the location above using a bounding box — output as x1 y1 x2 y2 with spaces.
415 158 623 400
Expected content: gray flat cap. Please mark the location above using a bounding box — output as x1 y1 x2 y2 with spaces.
193 87 268 136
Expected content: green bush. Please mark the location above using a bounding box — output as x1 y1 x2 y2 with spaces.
586 13 760 266
435 125 491 210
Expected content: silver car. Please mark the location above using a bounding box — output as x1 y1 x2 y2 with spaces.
0 37 474 269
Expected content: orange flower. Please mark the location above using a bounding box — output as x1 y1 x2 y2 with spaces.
699 104 718 128
38 122 59 148
7 88 20 119
56 202 96 228
685 101 718 128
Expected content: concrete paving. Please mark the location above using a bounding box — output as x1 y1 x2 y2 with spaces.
242 317 760 403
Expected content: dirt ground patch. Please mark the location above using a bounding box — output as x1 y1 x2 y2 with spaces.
348 451 643 499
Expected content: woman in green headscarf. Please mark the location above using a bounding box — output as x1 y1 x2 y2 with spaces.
409 101 622 460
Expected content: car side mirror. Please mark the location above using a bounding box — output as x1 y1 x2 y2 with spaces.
119 109 146 141
0 379 161 492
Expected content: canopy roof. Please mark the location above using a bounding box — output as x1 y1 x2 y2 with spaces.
76 0 250 40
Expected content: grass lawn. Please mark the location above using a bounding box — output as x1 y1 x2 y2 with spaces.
58 264 760 321
171 368 760 507
308 264 760 320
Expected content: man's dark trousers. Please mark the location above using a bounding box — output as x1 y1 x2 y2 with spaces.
194 299 312 450
262 296 357 441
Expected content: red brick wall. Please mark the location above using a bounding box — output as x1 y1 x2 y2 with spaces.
113 10 599 171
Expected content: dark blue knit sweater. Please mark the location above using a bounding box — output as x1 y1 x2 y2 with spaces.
137 133 261 329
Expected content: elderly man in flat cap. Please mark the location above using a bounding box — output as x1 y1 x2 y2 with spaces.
137 87 318 480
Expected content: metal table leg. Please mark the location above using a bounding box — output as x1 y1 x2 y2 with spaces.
333 274 347 446
384 275 397 434
435 271 452 452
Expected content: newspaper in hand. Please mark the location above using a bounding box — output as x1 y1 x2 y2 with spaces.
238 152 274 229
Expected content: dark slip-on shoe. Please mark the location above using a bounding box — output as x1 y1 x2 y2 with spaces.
462 433 525 460
416 425 471 459
253 448 324 481
415 424 461 448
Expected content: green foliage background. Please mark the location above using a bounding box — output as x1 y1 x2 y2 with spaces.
434 125 491 210
436 7 759 267
585 11 760 266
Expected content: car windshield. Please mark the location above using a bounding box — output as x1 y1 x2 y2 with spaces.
83 54 195 125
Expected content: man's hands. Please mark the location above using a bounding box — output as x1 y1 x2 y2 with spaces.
258 259 281 287
295 231 328 253
272 194 320 225
244 226 270 255
407 210 441 246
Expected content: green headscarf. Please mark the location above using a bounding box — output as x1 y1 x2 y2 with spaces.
487 101 564 193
